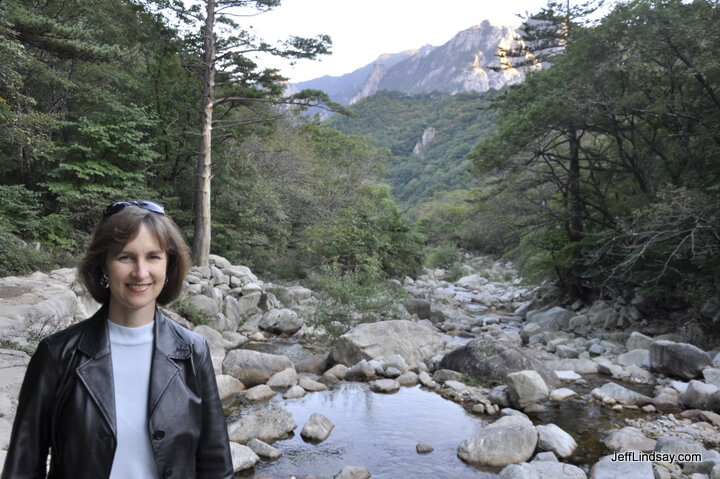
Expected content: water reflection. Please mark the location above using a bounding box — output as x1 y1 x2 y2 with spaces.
232 384 499 478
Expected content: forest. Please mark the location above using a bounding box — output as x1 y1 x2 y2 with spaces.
1 0 719 326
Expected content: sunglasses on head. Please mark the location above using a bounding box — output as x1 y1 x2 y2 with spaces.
103 200 166 218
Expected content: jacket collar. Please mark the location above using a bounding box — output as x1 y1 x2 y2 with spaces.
77 305 191 359
75 305 193 434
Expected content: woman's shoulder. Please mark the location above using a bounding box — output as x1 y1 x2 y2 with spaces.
156 309 209 349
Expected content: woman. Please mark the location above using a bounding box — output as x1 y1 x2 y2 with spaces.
2 200 233 479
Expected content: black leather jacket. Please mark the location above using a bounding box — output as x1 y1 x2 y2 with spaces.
2 306 233 479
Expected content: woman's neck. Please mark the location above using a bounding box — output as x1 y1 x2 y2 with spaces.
107 301 156 328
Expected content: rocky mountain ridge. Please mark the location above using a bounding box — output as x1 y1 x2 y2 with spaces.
292 20 536 106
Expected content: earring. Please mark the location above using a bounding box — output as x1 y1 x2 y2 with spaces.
101 273 109 288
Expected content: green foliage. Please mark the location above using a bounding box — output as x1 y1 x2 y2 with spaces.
424 243 462 270
302 184 424 278
306 262 409 345
173 297 210 326
328 90 499 214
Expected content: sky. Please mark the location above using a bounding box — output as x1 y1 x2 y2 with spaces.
243 0 554 82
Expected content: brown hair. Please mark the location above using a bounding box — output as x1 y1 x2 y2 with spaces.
78 205 190 305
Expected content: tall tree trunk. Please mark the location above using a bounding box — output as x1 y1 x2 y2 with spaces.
193 0 215 266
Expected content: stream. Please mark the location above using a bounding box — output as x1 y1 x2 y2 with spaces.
224 344 652 478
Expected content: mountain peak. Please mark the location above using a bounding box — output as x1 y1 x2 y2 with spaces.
293 21 535 106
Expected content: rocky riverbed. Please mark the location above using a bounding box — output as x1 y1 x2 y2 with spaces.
1 255 719 478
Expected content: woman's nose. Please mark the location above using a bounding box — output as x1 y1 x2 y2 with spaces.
133 261 149 279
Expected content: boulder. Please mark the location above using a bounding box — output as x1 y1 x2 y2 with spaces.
244 384 277 401
295 353 329 374
227 407 296 444
222 349 294 387
334 466 371 479
369 379 400 393
499 462 587 479
536 423 577 458
679 380 719 409
590 382 654 406
331 320 446 368
230 442 260 472
266 367 298 388
441 336 557 388
298 376 328 392
300 413 335 442
603 427 656 452
616 349 649 368
283 385 306 399
405 298 432 319
654 436 706 457
506 371 549 409
247 438 282 459
626 332 653 351
259 309 303 335
649 340 711 380
457 415 538 466
526 307 575 332
215 374 245 400
590 454 653 479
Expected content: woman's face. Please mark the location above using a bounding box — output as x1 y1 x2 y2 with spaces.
105 223 167 316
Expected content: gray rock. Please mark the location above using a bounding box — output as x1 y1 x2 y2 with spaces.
222 349 294 387
324 364 349 380
283 385 306 399
499 461 587 479
506 370 549 409
649 340 711 380
188 294 220 318
244 384 277 401
227 407 296 444
433 369 465 384
440 335 557 388
549 388 578 402
331 320 446 369
416 441 434 453
703 368 720 387
247 437 282 459
526 307 575 331
369 379 400 393
215 374 245 400
489 385 511 408
603 427 656 452
617 349 650 368
626 332 653 351
301 413 335 442
294 353 329 374
298 376 328 392
679 380 719 409
654 436 706 457
266 367 298 388
259 308 303 335
396 371 419 386
230 442 260 472
334 466 371 479
234 292 263 318
590 454 653 479
282 285 313 306
536 423 577 458
405 298 432 319
457 415 538 466
590 382 654 406
346 359 376 381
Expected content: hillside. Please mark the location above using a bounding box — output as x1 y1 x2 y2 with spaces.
327 89 500 213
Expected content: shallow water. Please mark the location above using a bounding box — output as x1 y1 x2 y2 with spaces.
232 383 501 479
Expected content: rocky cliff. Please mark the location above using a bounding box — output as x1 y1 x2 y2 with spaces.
293 20 536 106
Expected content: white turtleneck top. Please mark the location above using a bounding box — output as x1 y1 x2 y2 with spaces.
107 319 158 479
